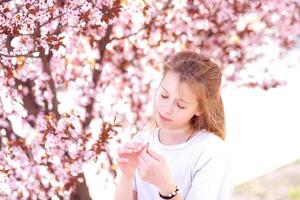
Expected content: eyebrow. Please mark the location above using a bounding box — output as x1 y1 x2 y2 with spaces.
162 86 190 104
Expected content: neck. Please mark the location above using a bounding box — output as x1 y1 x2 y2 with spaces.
158 126 194 145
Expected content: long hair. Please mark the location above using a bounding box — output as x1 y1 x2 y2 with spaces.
146 51 226 140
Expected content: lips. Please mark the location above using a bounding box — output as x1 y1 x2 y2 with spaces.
159 113 172 121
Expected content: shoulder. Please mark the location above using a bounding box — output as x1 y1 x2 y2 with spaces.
195 130 226 157
191 130 227 169
188 132 234 200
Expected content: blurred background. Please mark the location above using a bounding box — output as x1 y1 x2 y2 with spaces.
0 0 299 199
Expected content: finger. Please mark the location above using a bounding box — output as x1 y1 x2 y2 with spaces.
147 148 161 161
125 142 146 151
139 151 150 163
117 145 143 155
116 157 129 163
138 154 147 167
136 165 143 177
138 153 147 163
117 147 135 155
140 148 153 162
126 142 145 147
142 150 157 163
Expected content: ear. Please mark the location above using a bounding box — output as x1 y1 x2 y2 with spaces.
194 110 202 117
195 112 200 117
194 103 203 117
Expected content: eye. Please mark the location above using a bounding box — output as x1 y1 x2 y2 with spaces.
161 94 168 99
177 104 186 109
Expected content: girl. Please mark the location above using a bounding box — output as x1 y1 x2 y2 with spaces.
114 51 233 200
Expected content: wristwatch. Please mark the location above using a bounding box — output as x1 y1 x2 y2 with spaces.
159 185 179 199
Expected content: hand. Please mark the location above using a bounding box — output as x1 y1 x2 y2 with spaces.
116 142 146 178
137 148 176 193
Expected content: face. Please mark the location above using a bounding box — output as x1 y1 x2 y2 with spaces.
153 71 201 131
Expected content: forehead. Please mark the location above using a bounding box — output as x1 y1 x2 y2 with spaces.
161 72 198 102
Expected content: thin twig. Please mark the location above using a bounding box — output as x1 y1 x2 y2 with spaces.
0 51 39 58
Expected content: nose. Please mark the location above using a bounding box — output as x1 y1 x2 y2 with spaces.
162 101 174 115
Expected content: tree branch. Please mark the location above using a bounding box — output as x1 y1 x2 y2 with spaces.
109 25 146 42
0 0 12 4
109 0 172 42
0 51 39 58
15 79 41 119
40 2 84 27
82 24 114 129
37 12 62 119
70 173 92 200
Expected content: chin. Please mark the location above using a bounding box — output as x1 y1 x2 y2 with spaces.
156 119 173 129
154 113 166 126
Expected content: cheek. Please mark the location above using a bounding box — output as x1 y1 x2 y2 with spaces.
153 95 162 110
179 110 195 120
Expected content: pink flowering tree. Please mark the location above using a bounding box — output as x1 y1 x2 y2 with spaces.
0 0 299 199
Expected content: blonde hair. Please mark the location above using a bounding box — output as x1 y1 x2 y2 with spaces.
146 51 226 140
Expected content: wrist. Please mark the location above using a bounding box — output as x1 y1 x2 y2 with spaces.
121 172 134 180
116 167 135 179
116 170 134 183
158 184 179 200
157 180 177 196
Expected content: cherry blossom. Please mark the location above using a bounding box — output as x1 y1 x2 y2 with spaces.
0 0 299 199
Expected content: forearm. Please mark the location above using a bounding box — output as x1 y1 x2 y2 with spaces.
157 181 184 200
114 174 134 200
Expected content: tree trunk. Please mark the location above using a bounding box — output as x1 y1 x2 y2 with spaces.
70 173 92 200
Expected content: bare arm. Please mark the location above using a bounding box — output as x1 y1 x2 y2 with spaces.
114 175 183 200
114 174 136 200
113 142 145 200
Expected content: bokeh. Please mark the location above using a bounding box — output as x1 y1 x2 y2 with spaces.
0 0 299 199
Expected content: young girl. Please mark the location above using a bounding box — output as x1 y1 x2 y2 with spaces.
114 51 233 200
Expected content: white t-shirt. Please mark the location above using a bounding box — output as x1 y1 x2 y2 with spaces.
131 127 233 200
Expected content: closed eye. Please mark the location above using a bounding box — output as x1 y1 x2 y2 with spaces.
160 94 186 109
177 105 186 109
